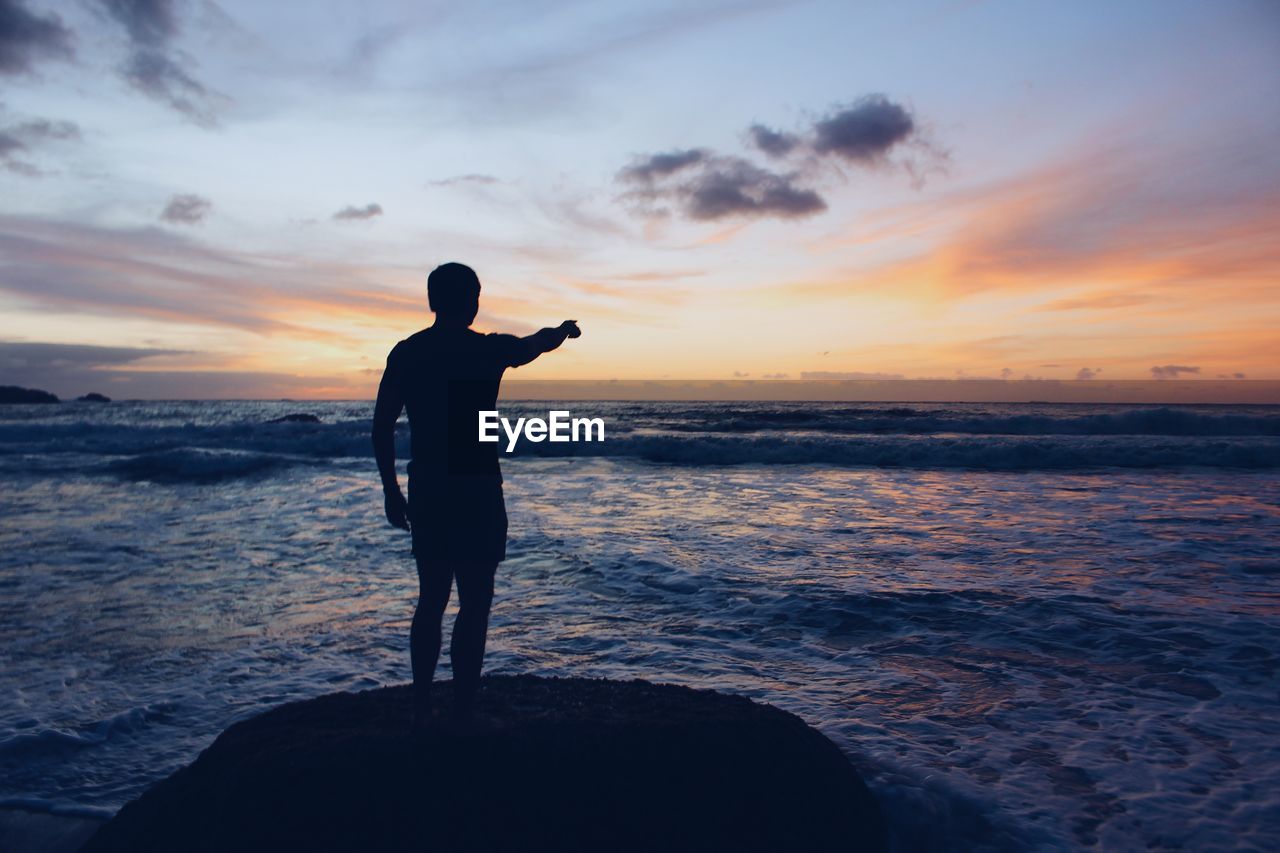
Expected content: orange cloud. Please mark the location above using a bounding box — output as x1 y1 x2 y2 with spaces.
793 139 1280 303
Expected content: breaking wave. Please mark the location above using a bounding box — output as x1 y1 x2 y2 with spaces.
0 402 1276 480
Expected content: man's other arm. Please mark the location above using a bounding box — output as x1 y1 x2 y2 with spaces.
371 349 409 531
510 320 581 368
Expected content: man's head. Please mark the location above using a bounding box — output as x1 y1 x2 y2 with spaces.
428 262 480 325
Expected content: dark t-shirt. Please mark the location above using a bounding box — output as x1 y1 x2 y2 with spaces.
378 327 524 482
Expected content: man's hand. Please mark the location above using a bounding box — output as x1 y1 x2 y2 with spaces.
384 489 410 531
559 320 581 339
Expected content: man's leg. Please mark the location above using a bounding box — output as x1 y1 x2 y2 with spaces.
450 561 497 714
411 559 454 712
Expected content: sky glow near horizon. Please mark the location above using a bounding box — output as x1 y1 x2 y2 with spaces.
1 0 1277 399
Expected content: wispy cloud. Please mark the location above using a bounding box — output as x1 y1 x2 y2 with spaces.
0 0 74 75
97 0 225 126
0 214 381 341
431 0 788 124
747 124 799 158
793 134 1280 308
0 116 80 175
800 370 905 380
0 214 540 349
428 173 500 187
1039 292 1156 311
620 151 825 221
332 202 383 221
1150 364 1199 380
160 193 212 224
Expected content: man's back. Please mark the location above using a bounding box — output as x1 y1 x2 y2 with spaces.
383 326 523 481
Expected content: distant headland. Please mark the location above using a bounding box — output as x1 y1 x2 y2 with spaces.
0 386 59 403
0 386 112 404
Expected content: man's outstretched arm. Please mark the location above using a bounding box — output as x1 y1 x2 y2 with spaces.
371 354 409 531
510 320 581 367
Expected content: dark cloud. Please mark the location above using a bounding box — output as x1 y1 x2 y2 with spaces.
0 341 362 399
0 0 73 75
999 367 1014 379
1216 372 1246 379
812 95 916 164
333 203 383 221
619 94 927 223
123 49 218 126
101 0 176 46
0 340 185 368
620 153 825 221
9 117 79 140
0 116 80 175
1150 364 1200 380
760 372 790 379
1076 367 1101 380
98 0 222 126
619 148 706 183
681 158 825 221
747 124 799 158
0 340 185 396
0 132 20 162
160 193 212 224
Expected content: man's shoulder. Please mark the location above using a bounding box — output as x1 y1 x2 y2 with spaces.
402 328 436 346
388 328 434 359
389 328 516 365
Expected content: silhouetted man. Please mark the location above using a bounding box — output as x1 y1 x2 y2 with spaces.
372 262 580 722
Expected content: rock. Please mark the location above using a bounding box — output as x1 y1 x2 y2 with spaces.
76 392 112 403
0 807 105 853
0 385 59 404
266 412 321 424
82 676 886 853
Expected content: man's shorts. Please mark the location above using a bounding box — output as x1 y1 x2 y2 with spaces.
408 474 508 566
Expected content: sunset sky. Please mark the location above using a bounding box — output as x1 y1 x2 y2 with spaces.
1 0 1277 399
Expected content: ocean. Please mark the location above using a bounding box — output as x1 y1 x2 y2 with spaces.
1 400 1278 850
